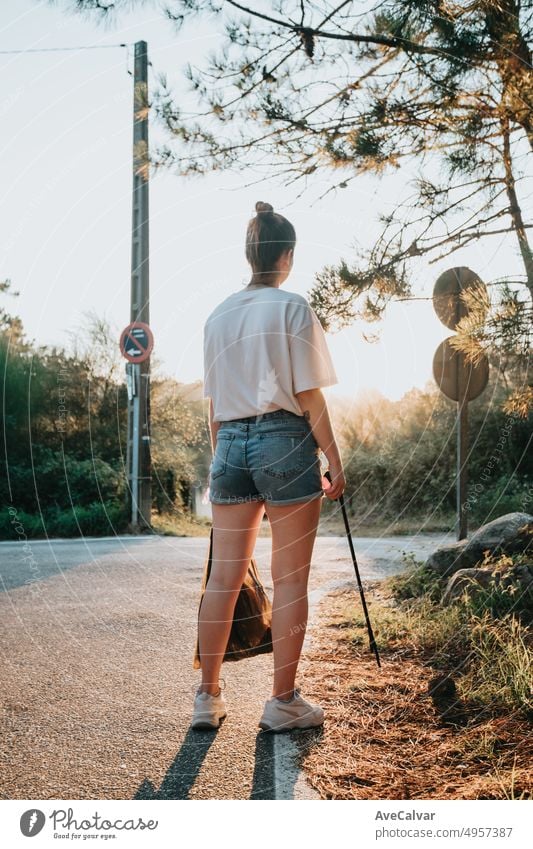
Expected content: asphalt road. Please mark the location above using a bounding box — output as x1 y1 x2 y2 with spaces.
0 532 448 800
0 536 155 591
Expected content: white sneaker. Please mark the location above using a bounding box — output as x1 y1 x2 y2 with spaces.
258 688 324 732
191 687 227 730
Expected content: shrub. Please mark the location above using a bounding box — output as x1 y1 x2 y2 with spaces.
459 611 532 717
0 500 129 539
387 553 445 602
469 476 533 526
0 508 45 539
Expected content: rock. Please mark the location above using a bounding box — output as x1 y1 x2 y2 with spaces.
441 561 533 608
467 513 533 560
441 568 498 604
501 563 533 607
425 538 470 577
426 512 533 578
503 563 533 591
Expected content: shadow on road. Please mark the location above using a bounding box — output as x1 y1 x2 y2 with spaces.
133 725 323 800
249 732 276 799
133 727 218 800
251 727 324 800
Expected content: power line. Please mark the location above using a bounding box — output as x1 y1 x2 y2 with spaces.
0 43 129 55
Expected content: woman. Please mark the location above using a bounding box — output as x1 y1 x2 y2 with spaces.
193 201 346 731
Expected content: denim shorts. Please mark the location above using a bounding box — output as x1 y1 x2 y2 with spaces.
208 409 324 505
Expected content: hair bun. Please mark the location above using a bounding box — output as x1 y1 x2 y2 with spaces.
255 201 274 216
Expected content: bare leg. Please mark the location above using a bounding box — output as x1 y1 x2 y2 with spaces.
198 500 265 694
263 496 322 700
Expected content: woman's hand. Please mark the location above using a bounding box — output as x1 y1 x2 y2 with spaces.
322 461 346 500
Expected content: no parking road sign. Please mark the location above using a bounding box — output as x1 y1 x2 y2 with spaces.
120 321 154 363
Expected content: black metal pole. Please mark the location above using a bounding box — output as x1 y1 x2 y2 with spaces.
324 470 381 668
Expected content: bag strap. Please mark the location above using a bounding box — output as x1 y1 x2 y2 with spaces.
205 525 213 584
193 526 214 669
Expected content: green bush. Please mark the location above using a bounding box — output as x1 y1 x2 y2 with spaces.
0 452 126 515
53 501 129 537
36 454 125 509
460 611 533 717
374 547 533 717
340 385 532 526
456 571 533 622
387 553 446 602
468 476 533 526
345 589 532 716
0 508 45 539
0 500 129 540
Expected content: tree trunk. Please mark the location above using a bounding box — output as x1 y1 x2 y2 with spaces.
500 113 533 298
485 0 533 153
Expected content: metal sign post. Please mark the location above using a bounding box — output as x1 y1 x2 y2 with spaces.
121 320 154 529
457 388 469 540
432 267 490 540
131 364 140 525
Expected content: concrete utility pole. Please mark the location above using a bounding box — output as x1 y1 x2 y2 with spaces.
126 40 152 531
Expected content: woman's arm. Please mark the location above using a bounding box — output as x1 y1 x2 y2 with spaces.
294 387 346 500
208 397 221 454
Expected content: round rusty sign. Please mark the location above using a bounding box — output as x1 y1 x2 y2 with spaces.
433 337 489 402
433 267 489 330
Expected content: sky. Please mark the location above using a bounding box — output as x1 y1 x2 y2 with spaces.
0 0 529 404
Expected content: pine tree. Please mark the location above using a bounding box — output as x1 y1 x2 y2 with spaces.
66 1 533 412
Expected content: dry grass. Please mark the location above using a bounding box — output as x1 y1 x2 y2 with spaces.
297 586 532 800
149 512 212 537
152 507 454 539
317 512 455 537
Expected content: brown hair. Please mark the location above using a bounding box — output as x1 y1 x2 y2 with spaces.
245 201 296 284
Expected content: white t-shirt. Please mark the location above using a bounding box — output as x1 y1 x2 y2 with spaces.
203 283 339 421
